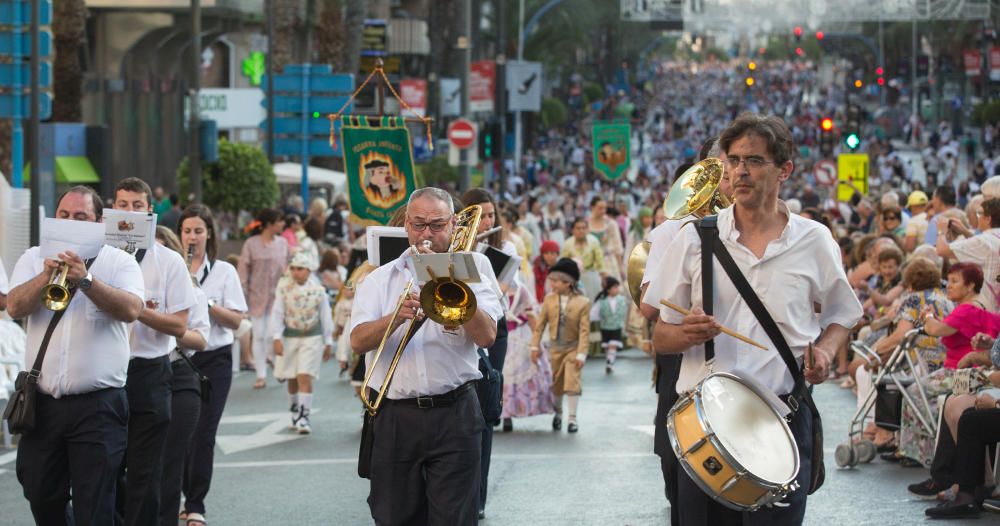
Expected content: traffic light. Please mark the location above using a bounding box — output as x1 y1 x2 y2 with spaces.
815 31 824 41
478 121 501 160
794 26 803 41
844 103 861 151
819 117 835 157
748 61 757 71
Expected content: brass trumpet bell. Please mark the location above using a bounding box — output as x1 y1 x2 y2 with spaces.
42 263 71 311
420 265 477 326
626 241 650 308
664 158 731 220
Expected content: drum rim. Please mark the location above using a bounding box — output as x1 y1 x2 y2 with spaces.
665 371 800 511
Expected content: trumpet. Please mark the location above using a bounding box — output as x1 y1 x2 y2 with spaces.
361 204 484 417
41 263 72 311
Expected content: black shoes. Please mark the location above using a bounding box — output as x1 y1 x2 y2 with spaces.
909 478 945 500
925 492 980 518
552 415 562 431
502 418 512 432
478 509 486 520
567 422 578 433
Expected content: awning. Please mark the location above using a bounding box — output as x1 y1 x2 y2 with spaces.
23 156 101 184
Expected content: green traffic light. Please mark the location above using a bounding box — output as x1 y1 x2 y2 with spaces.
312 111 320 118
845 133 860 150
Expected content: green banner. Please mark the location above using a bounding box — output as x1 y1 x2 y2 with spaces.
592 121 631 180
341 116 417 226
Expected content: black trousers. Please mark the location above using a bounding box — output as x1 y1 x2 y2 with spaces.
930 414 958 488
479 317 507 512
183 345 234 515
118 355 173 526
954 408 1000 494
368 387 484 526
653 354 682 526
16 387 129 526
675 401 813 526
159 359 202 526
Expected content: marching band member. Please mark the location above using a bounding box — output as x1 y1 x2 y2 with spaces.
112 177 198 526
648 114 862 526
152 226 210 526
177 204 248 526
350 188 504 525
8 186 145 525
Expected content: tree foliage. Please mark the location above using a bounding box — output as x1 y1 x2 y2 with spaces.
415 155 458 188
541 97 568 128
972 100 1000 127
177 140 279 213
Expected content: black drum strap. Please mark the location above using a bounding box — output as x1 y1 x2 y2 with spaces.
696 216 718 364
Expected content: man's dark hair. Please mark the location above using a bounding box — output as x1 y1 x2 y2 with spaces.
933 185 957 207
168 193 179 206
698 136 718 161
114 177 153 207
57 185 104 221
719 113 796 165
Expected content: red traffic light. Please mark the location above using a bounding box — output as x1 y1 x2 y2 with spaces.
820 118 834 132
877 77 885 86
815 31 824 40
795 47 804 56
794 26 803 37
875 66 884 75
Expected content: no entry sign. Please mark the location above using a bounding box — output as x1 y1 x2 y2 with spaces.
448 119 477 150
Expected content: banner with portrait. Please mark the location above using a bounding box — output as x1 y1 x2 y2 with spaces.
592 121 631 180
341 116 417 225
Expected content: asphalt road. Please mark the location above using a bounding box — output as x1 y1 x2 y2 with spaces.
0 348 990 525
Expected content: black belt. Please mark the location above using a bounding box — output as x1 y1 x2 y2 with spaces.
385 381 476 409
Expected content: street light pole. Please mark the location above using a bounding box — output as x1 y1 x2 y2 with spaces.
514 0 524 185
459 0 471 191
190 0 202 204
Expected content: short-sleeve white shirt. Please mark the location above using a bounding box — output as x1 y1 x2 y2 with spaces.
173 286 212 358
641 218 687 287
192 258 248 349
644 207 863 395
349 251 504 398
950 228 1000 313
0 255 8 294
130 243 197 359
11 245 145 397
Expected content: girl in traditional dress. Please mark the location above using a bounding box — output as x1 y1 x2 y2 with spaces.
561 217 605 301
591 277 628 374
500 280 551 431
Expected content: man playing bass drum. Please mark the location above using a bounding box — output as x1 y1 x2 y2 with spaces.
646 113 862 526
349 187 504 525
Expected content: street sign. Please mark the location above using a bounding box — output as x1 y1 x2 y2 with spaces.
265 116 342 135
270 137 342 157
448 140 479 167
837 153 869 202
0 91 51 119
0 1 52 25
814 159 836 187
448 119 476 150
506 61 543 112
0 61 50 88
264 72 354 93
0 30 51 57
267 94 353 114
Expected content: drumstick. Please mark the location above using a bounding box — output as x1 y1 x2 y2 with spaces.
659 299 768 351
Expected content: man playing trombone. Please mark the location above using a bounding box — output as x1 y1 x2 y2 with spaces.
349 187 504 525
7 186 145 525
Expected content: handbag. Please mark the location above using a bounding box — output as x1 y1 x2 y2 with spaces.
476 347 503 424
177 349 212 403
3 259 94 434
698 216 826 495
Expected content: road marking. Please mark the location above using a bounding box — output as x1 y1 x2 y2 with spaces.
629 425 656 437
216 411 316 455
215 451 655 469
0 451 16 467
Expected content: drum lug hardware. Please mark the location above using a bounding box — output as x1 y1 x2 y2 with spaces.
702 456 724 476
719 475 741 493
684 435 712 457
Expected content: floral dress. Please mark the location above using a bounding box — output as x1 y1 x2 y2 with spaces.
501 283 554 418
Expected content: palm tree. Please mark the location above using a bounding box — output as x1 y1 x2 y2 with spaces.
272 0 300 71
53 0 87 121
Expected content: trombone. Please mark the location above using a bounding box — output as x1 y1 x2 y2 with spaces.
361 204 483 417
41 263 71 311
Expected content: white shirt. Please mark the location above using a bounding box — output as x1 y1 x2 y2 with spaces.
0 255 8 294
130 243 197 359
269 280 335 346
349 251 504 398
950 228 1000 313
11 245 145 397
644 207 863 395
171 287 211 360
192 258 248 349
641 218 687 287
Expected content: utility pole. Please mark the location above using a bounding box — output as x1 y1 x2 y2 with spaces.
29 0 40 245
515 0 524 184
190 0 202 204
266 0 274 163
459 0 471 190
496 0 507 196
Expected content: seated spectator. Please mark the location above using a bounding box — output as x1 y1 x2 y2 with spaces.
859 245 904 318
937 197 1000 313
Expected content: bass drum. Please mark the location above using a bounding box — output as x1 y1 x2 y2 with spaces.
666 372 800 511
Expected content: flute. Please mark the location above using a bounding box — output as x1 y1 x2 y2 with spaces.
476 226 502 240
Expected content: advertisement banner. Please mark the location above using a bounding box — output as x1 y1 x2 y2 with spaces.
592 121 631 180
399 79 427 117
470 60 495 113
341 116 416 226
964 49 981 77
990 46 1000 81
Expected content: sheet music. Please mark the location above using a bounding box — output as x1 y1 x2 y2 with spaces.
39 218 105 260
103 209 157 254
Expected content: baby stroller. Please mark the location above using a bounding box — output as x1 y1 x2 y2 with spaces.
835 328 939 468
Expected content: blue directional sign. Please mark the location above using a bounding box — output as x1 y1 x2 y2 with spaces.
270 138 341 157
0 92 51 120
0 62 50 88
0 30 52 57
265 116 342 135
268 95 352 114
0 1 52 25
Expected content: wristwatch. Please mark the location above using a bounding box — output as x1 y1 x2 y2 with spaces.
207 299 217 309
78 272 93 291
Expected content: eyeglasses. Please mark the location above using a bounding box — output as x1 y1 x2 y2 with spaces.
883 215 900 221
724 156 777 170
408 219 450 233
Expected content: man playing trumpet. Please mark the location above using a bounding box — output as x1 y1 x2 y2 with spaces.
349 187 504 525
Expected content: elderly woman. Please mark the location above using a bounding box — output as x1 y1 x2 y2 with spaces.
893 262 1000 466
853 256 953 448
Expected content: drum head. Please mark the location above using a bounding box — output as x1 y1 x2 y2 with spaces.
700 374 797 484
